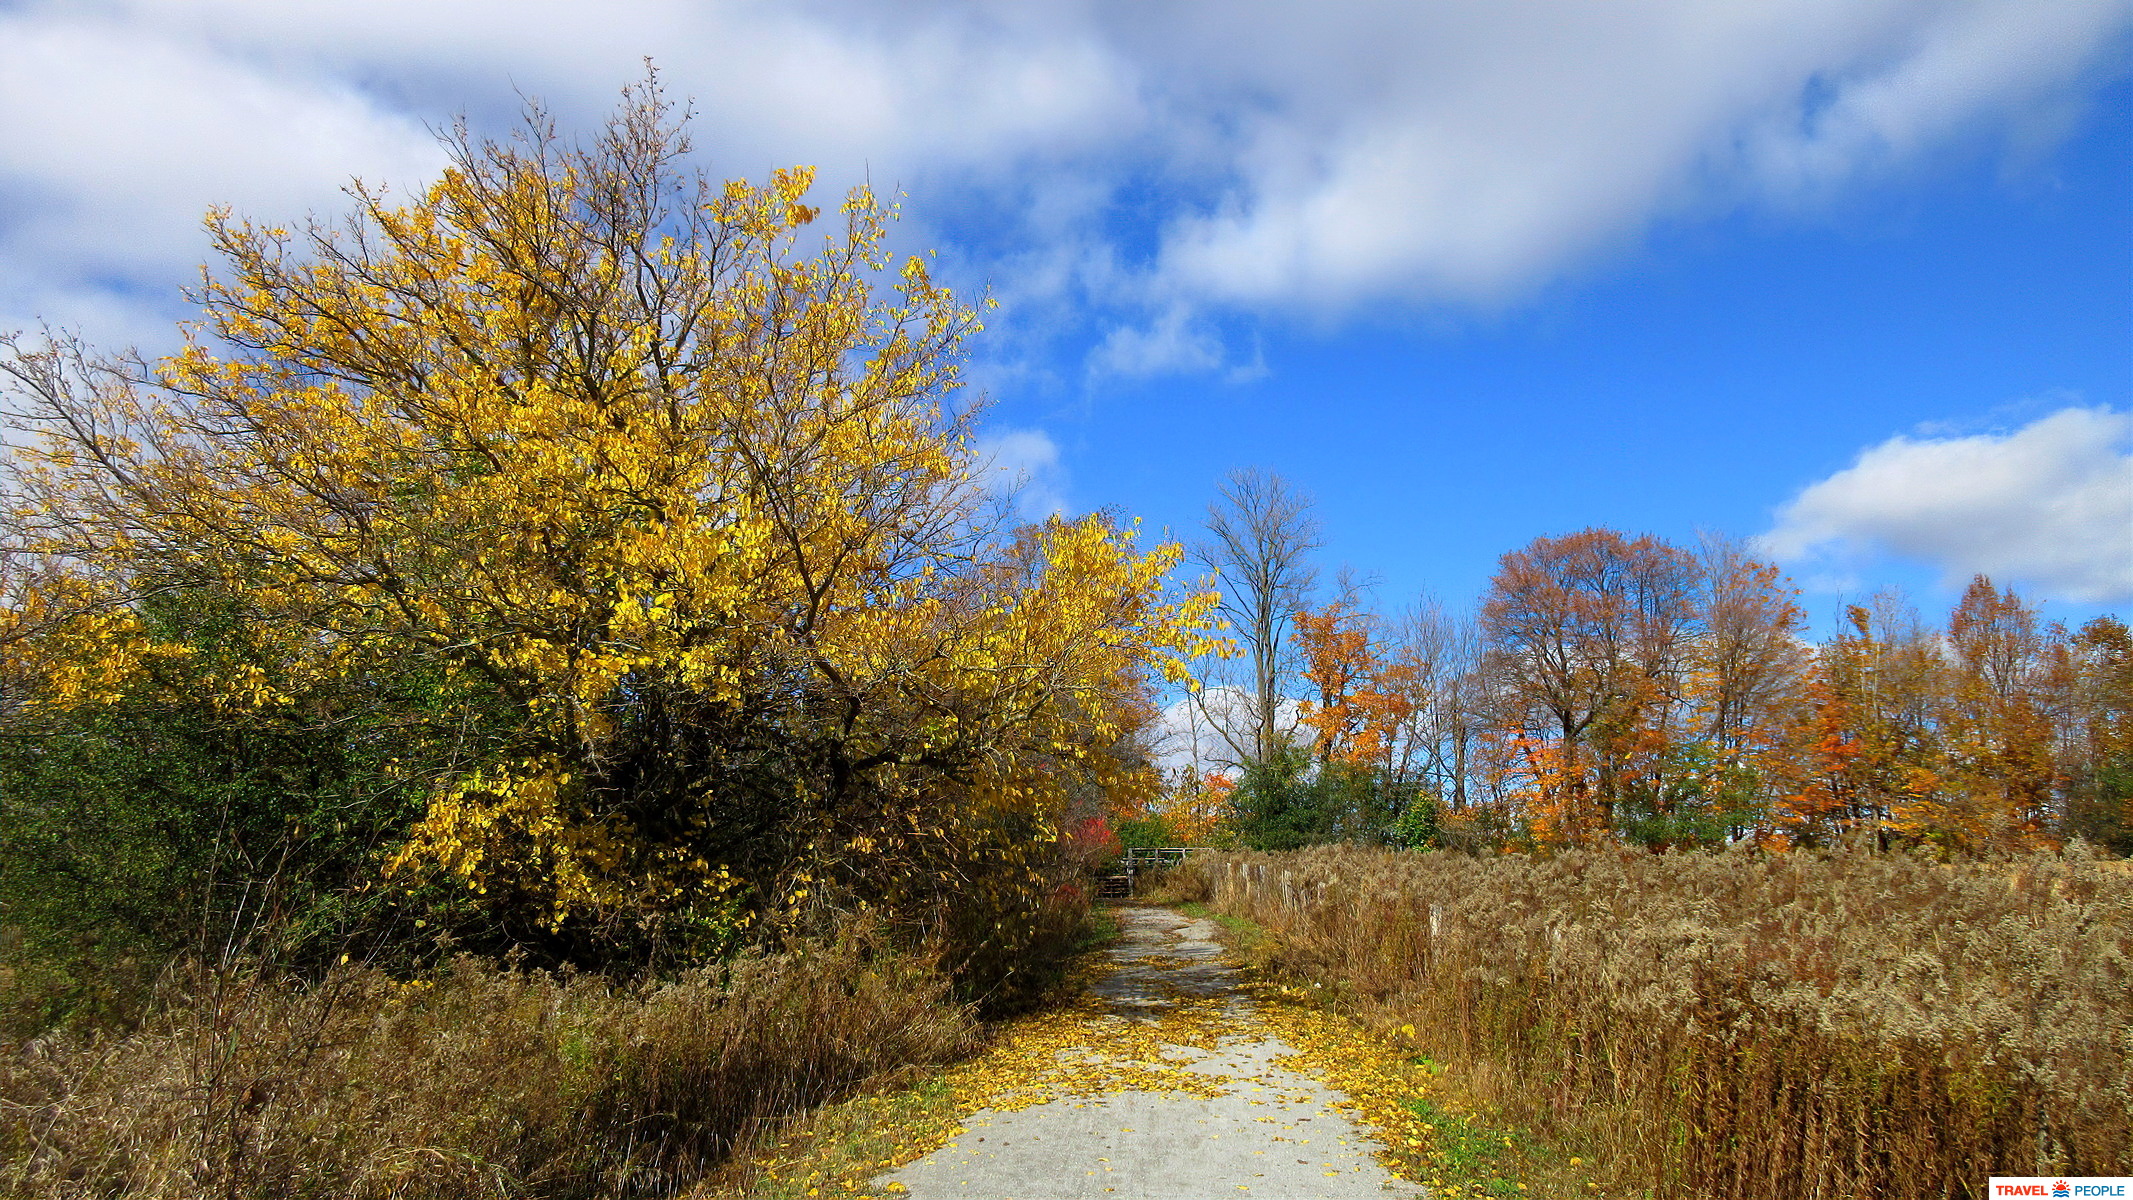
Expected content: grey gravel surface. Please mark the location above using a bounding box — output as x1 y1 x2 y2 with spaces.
875 905 1424 1200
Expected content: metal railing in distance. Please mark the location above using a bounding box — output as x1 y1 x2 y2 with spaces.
1101 847 1208 898
1121 846 1204 868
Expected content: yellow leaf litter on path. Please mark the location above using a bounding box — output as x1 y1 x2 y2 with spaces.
738 904 1464 1200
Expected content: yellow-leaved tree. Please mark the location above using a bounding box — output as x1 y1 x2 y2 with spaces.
1 82 1218 971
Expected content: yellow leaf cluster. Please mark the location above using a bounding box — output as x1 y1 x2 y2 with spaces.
2 86 1219 931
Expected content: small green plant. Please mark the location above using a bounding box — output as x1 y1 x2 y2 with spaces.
1407 1096 1527 1197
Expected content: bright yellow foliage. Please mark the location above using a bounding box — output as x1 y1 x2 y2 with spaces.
3 86 1219 931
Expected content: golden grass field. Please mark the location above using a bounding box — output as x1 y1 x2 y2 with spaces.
1178 845 2132 1199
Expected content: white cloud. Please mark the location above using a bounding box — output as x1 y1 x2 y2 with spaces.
0 0 2125 365
974 427 1070 520
1138 0 2132 314
1088 305 1225 379
79 0 1139 185
0 10 444 347
1156 684 1306 775
1758 407 2133 604
0 1 1133 344
1741 0 2129 198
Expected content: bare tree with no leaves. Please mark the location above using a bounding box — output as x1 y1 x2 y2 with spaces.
1192 468 1321 770
1386 594 1485 811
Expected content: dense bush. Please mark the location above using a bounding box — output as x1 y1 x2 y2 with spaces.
0 585 479 1034
0 78 1203 979
0 79 1156 1196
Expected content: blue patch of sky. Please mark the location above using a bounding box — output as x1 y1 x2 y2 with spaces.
1018 73 2130 634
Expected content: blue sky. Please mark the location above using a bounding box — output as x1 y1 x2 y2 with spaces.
1022 74 2133 632
2 0 2128 632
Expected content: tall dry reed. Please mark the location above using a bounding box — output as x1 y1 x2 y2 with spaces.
1 920 975 1199
1193 845 2131 1198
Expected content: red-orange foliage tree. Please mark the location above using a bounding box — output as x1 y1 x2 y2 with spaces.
1479 529 1701 843
1295 597 1376 766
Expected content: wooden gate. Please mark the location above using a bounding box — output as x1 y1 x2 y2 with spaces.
1096 847 1206 899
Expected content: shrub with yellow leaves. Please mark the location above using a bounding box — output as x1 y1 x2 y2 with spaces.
1 77 1219 977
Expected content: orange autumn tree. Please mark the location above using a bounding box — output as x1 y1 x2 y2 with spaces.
1160 767 1238 848
1769 599 1947 848
1936 576 2059 851
1765 584 2066 854
1477 529 1805 848
1296 596 1432 776
1478 529 1701 844
1295 596 1375 765
1767 657 1871 846
1 84 1220 952
1291 592 1438 843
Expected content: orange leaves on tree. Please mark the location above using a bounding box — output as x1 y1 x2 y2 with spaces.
1936 576 2060 850
1766 660 1866 846
1295 598 1374 765
1478 528 1703 844
1294 598 1423 775
1156 768 1236 848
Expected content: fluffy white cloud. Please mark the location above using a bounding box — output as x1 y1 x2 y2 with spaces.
1740 0 2126 197
0 11 444 346
1087 305 1225 379
974 427 1070 520
1156 685 1307 775
0 0 2125 360
0 1 1133 346
1138 0 2133 313
1758 407 2133 604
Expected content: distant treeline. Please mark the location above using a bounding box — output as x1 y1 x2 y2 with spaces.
1171 504 2129 856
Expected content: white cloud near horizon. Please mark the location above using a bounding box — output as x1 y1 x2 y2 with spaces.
0 0 2125 367
1758 407 2133 605
1157 685 1308 777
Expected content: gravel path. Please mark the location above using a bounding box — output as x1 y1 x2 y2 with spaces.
876 905 1423 1200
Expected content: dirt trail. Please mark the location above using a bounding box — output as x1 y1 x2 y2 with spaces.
875 905 1422 1200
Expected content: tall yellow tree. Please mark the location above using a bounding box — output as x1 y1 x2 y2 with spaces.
1937 576 2057 850
2058 615 2133 852
1 82 1218 941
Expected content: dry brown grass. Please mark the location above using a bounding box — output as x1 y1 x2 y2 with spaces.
0 919 977 1199
1189 845 2133 1199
